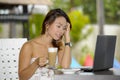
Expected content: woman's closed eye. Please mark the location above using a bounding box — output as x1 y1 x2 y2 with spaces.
63 26 67 30
56 24 67 31
57 25 61 28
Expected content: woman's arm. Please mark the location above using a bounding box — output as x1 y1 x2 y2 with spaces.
58 23 71 68
58 45 71 68
18 42 39 80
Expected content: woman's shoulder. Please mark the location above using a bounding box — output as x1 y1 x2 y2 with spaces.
23 37 43 48
21 40 34 49
23 37 38 46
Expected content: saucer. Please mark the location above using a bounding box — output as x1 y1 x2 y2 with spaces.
57 68 80 74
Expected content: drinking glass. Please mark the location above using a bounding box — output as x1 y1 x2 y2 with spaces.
48 47 58 69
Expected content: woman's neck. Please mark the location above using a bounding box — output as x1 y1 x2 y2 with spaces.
40 34 53 46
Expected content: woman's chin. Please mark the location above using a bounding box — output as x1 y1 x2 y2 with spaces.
54 38 60 41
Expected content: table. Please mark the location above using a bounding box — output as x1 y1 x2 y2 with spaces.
54 69 120 80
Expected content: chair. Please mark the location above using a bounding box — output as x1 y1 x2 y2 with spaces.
0 38 27 80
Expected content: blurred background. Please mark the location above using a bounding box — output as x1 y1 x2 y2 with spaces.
0 0 120 68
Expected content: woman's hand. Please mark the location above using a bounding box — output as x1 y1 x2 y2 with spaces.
64 22 71 42
37 56 48 67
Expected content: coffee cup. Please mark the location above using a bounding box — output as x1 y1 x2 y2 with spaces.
48 47 58 69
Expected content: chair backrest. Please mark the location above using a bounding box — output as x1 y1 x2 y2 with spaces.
0 38 27 80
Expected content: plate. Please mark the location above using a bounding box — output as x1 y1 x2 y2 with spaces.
57 68 80 74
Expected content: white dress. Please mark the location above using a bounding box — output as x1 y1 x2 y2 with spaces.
29 58 54 80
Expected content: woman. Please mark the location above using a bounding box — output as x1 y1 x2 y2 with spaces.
18 8 72 80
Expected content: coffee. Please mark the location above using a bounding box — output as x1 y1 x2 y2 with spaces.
48 47 58 68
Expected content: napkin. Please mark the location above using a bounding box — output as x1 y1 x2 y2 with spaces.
39 67 54 80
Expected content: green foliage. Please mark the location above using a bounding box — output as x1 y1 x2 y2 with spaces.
50 0 71 12
51 0 120 24
104 0 120 24
29 14 45 39
0 26 2 33
78 0 120 24
79 45 94 65
68 10 91 44
78 0 97 23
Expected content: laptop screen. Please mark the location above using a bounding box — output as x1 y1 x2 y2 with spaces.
93 35 117 71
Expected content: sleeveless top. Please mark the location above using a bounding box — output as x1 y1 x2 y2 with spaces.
29 58 54 80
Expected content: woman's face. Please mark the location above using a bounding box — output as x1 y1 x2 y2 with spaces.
47 16 67 40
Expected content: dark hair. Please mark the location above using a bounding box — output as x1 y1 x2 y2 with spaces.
41 8 72 49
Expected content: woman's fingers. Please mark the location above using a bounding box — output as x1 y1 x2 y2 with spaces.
39 57 47 67
66 22 70 31
64 22 71 42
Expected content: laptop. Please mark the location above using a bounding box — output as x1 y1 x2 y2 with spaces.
80 35 117 72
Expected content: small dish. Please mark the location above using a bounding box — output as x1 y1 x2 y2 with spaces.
57 68 80 74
